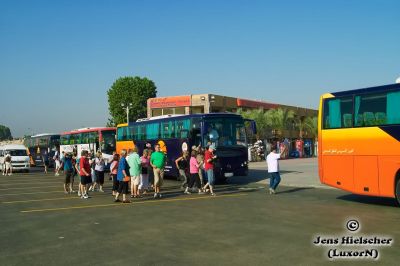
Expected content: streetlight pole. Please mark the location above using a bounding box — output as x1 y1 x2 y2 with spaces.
121 103 133 123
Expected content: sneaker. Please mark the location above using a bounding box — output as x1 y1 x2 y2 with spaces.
269 188 275 195
211 193 216 196
184 190 191 195
153 193 158 198
78 192 81 197
64 191 68 194
158 193 162 198
99 189 104 193
114 198 121 202
198 191 205 195
83 194 89 199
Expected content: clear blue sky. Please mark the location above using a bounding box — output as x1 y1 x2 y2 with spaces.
1 0 399 137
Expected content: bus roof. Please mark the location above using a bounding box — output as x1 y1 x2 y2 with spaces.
61 127 116 135
122 113 244 127
329 83 400 98
30 133 59 138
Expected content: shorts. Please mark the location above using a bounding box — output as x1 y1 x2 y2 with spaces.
5 162 12 170
80 175 91 185
206 169 215 186
153 168 164 187
117 181 129 194
44 161 49 167
95 170 105 185
131 175 140 186
65 170 73 184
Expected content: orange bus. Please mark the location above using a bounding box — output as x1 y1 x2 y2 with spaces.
318 83 400 204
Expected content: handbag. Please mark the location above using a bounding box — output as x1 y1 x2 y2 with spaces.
123 175 130 182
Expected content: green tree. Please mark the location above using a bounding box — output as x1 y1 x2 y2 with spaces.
0 125 13 141
107 76 157 126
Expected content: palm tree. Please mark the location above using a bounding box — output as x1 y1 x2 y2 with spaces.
237 108 271 139
266 108 295 137
303 116 318 139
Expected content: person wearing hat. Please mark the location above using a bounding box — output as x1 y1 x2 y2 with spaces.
203 145 217 196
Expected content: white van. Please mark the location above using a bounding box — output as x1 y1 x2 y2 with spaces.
0 144 30 172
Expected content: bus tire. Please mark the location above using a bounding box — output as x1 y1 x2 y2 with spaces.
396 175 400 206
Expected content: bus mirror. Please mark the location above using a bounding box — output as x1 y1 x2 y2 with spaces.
251 121 257 134
244 119 257 134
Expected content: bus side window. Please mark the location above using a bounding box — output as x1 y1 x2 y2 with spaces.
323 97 352 129
387 91 400 124
146 122 160 140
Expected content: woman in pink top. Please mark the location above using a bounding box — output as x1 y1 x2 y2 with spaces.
185 150 203 194
110 154 119 196
139 149 150 193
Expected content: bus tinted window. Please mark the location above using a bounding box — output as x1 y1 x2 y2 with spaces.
117 127 127 141
39 137 49 147
146 122 160 140
161 121 175 139
101 130 116 155
355 92 400 126
323 97 353 129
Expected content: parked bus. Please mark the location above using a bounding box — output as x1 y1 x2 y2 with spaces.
24 134 60 167
60 127 116 161
117 113 256 181
319 83 400 204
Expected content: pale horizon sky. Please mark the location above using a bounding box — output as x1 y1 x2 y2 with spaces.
1 0 399 137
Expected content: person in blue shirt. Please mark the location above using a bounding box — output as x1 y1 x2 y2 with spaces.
115 149 130 203
63 152 74 194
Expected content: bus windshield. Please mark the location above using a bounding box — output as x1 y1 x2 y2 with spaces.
101 130 116 155
203 117 247 147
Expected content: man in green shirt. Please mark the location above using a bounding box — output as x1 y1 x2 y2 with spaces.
150 144 166 198
127 147 141 198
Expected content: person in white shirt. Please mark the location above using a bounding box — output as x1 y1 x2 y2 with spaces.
266 144 286 194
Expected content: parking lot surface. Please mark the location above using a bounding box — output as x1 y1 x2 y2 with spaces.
1 161 399 266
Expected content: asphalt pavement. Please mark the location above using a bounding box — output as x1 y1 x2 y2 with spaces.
0 160 399 266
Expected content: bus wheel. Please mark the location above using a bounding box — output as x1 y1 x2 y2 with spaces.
396 177 400 206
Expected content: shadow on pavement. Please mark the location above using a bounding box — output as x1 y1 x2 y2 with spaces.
336 194 399 208
276 187 314 194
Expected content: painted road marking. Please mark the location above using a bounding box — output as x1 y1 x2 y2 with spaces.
20 193 248 213
0 190 64 197
0 185 63 191
2 197 79 204
0 181 65 186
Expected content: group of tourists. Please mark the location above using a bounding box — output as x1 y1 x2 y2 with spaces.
175 144 217 196
59 142 220 202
